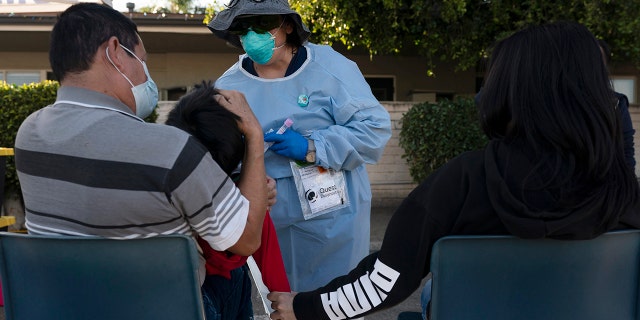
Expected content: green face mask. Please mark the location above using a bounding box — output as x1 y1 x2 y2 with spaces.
240 28 277 65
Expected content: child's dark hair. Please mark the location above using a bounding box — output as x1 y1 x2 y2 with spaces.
165 81 245 175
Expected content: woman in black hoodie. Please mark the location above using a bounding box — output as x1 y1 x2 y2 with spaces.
267 21 640 320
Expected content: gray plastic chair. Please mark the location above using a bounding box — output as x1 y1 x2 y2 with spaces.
0 232 205 320
427 230 640 320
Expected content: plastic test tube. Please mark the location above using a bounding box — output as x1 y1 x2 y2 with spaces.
264 118 294 153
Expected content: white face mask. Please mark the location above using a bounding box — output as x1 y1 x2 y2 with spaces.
105 45 159 119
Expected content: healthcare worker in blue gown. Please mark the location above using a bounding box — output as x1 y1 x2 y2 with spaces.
208 0 392 292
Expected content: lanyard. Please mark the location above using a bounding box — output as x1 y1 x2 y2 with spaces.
53 100 144 122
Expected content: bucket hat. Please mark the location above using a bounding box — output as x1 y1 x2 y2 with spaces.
207 0 311 48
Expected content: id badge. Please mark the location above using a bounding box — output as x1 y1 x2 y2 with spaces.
290 161 349 220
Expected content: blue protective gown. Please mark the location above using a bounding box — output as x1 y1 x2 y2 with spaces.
215 43 392 291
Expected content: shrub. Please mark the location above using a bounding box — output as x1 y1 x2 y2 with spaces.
0 81 59 194
0 81 158 195
399 97 488 183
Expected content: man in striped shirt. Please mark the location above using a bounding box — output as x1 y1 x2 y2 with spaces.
14 3 268 282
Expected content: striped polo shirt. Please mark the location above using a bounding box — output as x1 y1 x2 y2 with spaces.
14 86 248 253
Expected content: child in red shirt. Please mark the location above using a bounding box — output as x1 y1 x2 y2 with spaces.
166 82 290 319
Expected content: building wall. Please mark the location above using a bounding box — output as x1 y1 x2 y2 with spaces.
0 52 49 69
149 52 240 91
366 102 417 208
349 55 478 101
0 49 479 102
149 50 479 101
3 49 639 210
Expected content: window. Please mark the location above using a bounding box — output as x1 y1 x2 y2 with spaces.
1 71 46 86
436 93 454 101
475 76 484 93
611 77 636 104
365 76 395 101
167 87 188 101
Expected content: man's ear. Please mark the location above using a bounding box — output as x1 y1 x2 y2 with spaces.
103 36 127 69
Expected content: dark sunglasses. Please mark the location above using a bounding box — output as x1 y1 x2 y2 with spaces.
228 15 282 35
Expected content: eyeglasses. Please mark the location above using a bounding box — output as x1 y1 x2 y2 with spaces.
228 15 282 35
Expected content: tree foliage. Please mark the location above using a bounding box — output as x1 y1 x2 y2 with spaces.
138 0 200 14
288 0 640 73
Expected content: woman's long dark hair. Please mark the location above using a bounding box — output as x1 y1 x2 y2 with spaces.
479 21 638 229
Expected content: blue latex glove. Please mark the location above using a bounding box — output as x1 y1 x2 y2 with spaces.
264 130 308 161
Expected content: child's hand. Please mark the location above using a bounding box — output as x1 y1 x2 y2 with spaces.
266 176 277 210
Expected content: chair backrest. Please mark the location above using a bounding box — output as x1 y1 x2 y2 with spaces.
429 230 640 320
0 232 205 320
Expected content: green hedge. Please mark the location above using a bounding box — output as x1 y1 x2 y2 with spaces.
1 81 59 194
399 97 489 183
0 81 157 195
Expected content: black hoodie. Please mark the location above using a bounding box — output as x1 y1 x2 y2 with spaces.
292 139 640 320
